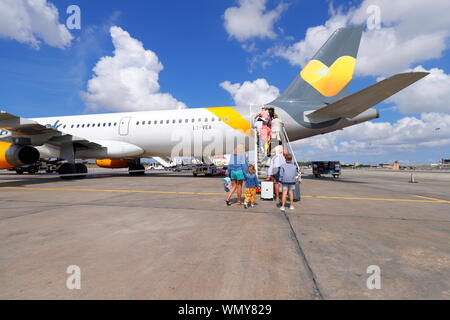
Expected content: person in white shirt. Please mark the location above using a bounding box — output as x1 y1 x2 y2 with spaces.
270 114 284 143
266 145 286 206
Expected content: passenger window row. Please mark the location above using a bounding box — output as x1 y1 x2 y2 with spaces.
60 117 230 129
62 122 118 129
135 117 229 125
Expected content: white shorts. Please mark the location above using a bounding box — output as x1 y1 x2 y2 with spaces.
282 184 296 191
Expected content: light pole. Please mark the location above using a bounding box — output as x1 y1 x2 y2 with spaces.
435 128 441 169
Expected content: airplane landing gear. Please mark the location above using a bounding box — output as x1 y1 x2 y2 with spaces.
129 164 145 176
58 163 75 179
129 160 145 176
75 163 88 179
58 163 88 179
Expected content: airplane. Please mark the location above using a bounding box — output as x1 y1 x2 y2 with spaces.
0 26 428 179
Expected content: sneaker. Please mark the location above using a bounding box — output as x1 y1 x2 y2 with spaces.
276 201 282 208
280 206 286 212
251 204 255 208
289 205 295 210
244 203 248 209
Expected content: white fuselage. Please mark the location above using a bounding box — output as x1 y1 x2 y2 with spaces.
27 106 378 160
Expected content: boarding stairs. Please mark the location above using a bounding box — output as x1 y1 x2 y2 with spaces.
152 156 173 168
252 119 301 181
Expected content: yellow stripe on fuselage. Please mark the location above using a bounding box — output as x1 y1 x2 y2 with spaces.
206 107 252 136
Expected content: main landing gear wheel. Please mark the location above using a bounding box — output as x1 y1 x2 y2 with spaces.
58 163 76 179
58 163 88 179
75 163 88 179
129 164 145 176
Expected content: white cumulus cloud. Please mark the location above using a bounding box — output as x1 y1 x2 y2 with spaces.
220 78 279 107
384 66 450 114
0 0 73 49
223 0 286 42
293 112 450 158
81 26 186 112
273 14 348 67
274 0 450 77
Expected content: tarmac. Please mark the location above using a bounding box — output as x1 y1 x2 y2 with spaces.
0 168 449 299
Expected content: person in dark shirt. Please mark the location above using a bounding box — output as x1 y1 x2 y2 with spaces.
243 164 258 209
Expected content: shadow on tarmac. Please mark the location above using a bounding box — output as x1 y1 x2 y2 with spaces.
0 171 367 189
0 170 222 188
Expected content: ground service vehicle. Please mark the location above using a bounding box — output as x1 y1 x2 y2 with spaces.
192 164 219 177
312 161 341 178
13 160 58 175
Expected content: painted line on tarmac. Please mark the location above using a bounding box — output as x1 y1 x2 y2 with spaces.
413 195 450 203
1 187 449 204
304 195 450 203
0 186 222 196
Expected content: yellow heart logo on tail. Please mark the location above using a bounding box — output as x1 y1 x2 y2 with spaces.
300 56 356 97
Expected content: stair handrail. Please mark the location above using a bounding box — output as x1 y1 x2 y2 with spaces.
249 104 259 167
254 126 259 175
281 126 301 177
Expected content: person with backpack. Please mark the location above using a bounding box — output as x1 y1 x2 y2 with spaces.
270 114 284 144
267 145 286 206
225 146 248 206
278 153 297 212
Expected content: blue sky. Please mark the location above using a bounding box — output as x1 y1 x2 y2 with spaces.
0 0 449 165
0 0 321 116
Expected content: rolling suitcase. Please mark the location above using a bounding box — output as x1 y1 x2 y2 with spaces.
293 182 301 202
260 181 274 200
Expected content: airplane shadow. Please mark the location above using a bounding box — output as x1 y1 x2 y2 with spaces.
0 171 366 189
0 170 222 188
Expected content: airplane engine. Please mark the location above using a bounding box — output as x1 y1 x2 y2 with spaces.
0 141 40 169
96 159 129 169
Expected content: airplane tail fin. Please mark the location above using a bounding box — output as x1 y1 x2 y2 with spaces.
272 25 363 105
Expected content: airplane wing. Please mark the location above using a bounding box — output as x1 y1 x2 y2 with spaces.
0 110 102 150
306 72 429 121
